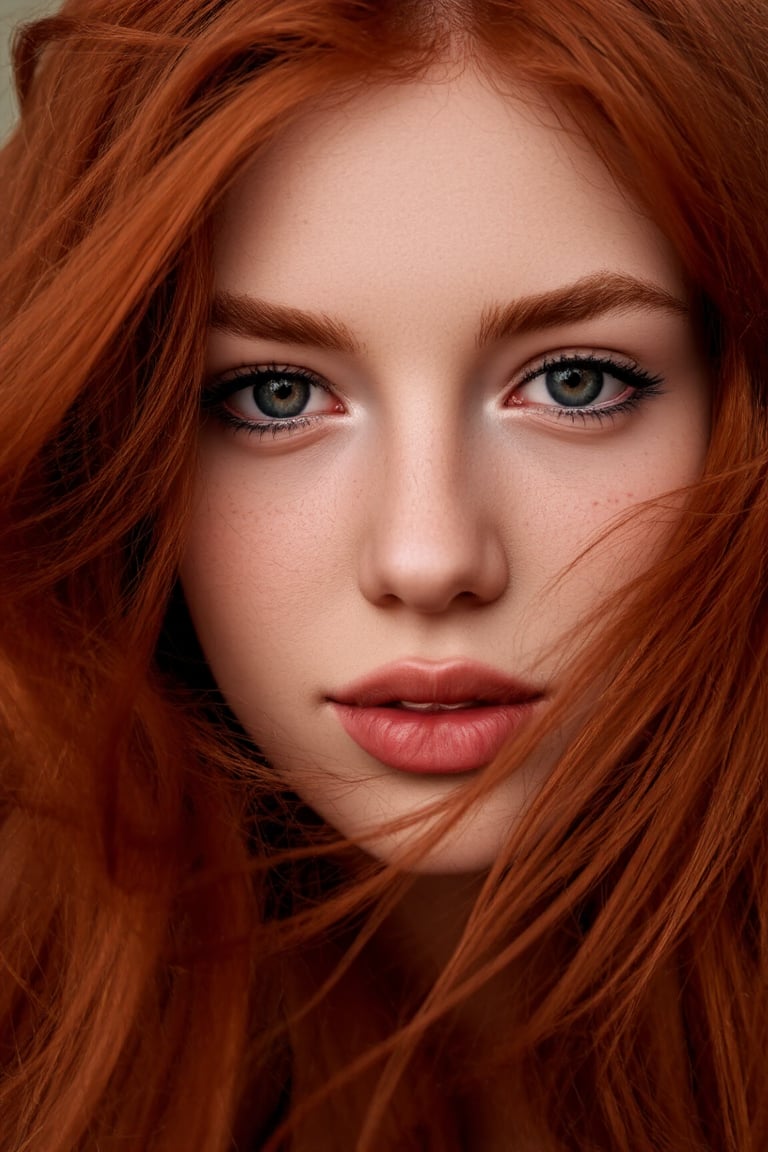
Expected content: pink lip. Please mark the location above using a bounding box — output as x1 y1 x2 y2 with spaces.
329 660 544 774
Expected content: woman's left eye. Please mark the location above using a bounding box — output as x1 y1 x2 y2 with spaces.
203 364 343 434
508 354 664 416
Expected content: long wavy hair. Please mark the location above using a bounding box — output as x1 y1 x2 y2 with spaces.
2 0 768 1148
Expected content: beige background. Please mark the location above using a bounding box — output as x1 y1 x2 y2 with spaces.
0 0 58 140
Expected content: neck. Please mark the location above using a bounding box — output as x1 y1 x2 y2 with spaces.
385 871 486 976
376 871 530 1150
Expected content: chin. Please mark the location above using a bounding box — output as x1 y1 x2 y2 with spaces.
341 808 519 876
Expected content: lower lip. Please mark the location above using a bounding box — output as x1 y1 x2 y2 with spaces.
331 701 540 774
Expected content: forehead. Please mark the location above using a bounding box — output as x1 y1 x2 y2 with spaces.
214 64 684 329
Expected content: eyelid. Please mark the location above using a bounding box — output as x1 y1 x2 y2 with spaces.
515 349 660 385
500 349 667 429
204 361 330 401
508 350 664 399
202 361 344 438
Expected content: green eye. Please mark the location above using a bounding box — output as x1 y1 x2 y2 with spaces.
545 365 604 407
511 352 665 419
253 376 312 418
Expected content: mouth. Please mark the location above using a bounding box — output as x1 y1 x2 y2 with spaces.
389 700 483 711
328 660 544 774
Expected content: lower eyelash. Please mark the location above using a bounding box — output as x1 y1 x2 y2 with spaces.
549 387 664 426
203 355 664 435
202 362 331 435
213 411 319 438
519 353 666 423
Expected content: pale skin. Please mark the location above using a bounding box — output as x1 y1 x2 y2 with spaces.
181 62 709 873
179 60 711 1149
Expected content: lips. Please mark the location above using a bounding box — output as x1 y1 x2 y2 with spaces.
329 660 544 774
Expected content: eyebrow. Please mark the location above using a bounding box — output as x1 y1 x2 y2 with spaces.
475 272 687 348
210 272 687 355
210 291 361 354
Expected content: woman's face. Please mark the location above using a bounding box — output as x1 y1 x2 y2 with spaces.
181 65 709 872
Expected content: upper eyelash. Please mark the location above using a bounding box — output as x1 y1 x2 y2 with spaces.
203 362 328 404
511 352 666 423
516 351 665 395
202 352 665 436
202 363 332 437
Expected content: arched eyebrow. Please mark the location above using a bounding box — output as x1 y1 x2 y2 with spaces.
475 272 687 347
210 291 361 354
210 272 687 354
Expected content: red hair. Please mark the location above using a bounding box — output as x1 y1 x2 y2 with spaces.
2 1 768 1148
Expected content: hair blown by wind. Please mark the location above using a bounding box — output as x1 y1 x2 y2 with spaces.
2 1 768 1150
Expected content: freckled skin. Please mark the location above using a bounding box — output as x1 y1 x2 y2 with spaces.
180 64 710 874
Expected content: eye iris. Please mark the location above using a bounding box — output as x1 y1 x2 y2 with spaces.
254 376 310 418
546 365 603 407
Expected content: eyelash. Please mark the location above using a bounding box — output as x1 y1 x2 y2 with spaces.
516 352 666 425
202 352 666 437
202 363 332 439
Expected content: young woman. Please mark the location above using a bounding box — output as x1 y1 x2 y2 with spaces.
2 0 767 1148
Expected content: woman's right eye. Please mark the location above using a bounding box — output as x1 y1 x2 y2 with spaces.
203 364 344 434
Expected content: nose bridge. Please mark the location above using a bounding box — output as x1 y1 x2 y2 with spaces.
357 408 509 612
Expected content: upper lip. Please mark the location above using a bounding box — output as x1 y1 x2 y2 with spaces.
329 659 545 708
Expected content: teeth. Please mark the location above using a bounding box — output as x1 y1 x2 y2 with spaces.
397 700 479 712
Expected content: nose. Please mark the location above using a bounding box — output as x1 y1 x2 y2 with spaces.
357 428 509 614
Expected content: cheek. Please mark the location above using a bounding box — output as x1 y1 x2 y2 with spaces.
179 446 349 686
505 436 706 646
182 410 708 692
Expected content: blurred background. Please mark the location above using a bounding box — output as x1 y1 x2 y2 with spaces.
1 0 57 140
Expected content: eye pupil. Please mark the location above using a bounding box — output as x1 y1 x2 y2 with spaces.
546 365 603 407
254 376 311 418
